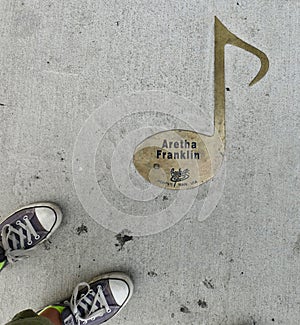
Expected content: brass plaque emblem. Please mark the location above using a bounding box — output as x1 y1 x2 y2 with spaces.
133 129 224 189
133 17 269 190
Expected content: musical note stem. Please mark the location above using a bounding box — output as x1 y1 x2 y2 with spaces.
214 17 269 145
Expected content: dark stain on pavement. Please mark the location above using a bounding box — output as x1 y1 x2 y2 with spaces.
76 223 88 235
147 271 158 277
197 299 208 308
57 151 65 162
180 305 190 314
203 278 215 289
115 233 133 251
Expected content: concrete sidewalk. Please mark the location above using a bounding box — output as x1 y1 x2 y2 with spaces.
0 1 299 324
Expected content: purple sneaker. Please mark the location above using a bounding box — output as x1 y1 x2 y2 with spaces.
0 202 62 271
41 272 133 325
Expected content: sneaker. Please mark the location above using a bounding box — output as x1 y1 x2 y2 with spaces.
40 272 134 325
0 202 62 271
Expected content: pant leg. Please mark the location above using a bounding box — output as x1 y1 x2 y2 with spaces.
0 246 6 262
5 309 53 325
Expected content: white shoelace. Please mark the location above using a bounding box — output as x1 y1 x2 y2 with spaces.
1 215 40 263
67 282 111 325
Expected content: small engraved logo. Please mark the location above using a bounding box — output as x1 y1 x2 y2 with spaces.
170 168 190 187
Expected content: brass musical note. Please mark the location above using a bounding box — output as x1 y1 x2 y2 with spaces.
133 17 269 190
214 16 269 145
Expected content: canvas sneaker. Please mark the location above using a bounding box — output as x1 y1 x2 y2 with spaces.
40 272 133 325
0 202 62 271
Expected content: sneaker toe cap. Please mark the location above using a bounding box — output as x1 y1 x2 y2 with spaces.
35 207 58 232
109 279 130 306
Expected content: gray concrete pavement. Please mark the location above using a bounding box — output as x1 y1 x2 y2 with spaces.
0 0 299 324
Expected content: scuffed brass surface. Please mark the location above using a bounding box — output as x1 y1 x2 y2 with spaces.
133 17 269 190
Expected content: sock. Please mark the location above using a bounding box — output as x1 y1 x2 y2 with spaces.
0 246 7 271
38 305 66 315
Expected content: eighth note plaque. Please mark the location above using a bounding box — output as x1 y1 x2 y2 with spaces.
133 17 269 190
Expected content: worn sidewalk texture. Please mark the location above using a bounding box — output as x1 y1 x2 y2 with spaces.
0 1 299 324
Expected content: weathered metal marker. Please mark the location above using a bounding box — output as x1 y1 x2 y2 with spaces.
133 17 269 190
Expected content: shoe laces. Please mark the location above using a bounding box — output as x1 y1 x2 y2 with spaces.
67 282 111 325
0 215 40 263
